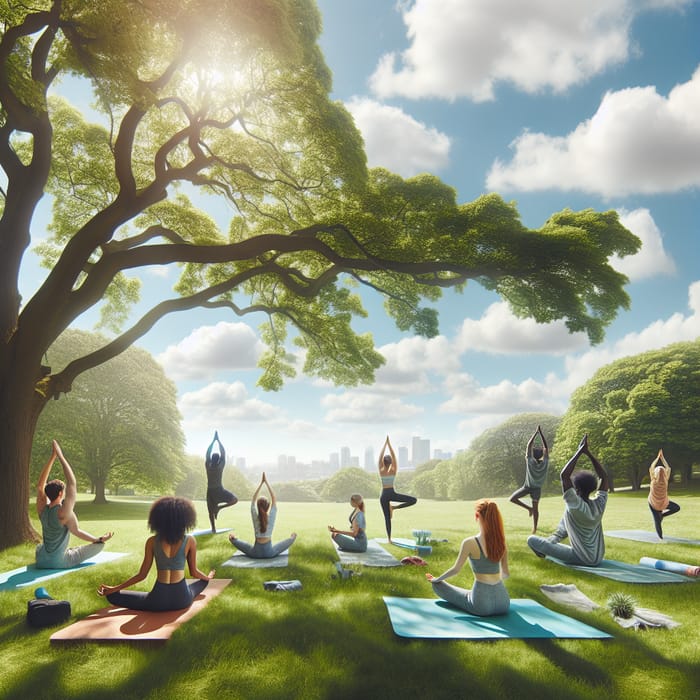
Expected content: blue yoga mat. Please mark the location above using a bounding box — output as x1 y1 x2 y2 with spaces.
383 597 612 639
192 528 232 537
0 551 129 592
376 538 433 557
545 556 695 583
606 530 700 546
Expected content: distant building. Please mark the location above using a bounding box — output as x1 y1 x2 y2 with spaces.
340 446 352 468
364 446 375 471
412 436 431 468
329 452 339 471
398 446 409 469
433 449 452 461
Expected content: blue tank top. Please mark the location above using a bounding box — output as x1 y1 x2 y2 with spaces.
154 535 188 571
380 474 395 487
468 537 501 574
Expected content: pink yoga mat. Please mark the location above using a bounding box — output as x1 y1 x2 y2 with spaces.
50 578 231 646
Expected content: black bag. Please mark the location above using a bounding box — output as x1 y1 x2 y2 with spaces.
26 598 71 628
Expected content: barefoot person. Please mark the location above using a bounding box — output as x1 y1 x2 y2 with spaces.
36 440 113 569
205 431 238 533
426 499 510 616
329 494 367 552
98 496 214 611
647 448 680 539
228 473 297 558
510 426 549 533
527 434 609 566
378 435 417 543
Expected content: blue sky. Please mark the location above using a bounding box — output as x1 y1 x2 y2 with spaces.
21 0 700 469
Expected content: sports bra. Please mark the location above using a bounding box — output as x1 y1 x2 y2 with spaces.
380 474 395 487
468 537 500 574
154 535 188 571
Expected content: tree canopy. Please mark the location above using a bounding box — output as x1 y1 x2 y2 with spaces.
31 330 185 502
0 0 639 548
554 340 700 489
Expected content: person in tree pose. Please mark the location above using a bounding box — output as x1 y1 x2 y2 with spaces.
426 499 510 616
329 494 367 552
35 440 113 569
510 425 549 533
228 473 296 558
378 435 417 543
527 434 609 566
647 448 680 539
205 431 238 533
98 496 214 611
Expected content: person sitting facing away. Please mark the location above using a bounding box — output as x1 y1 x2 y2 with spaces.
98 496 214 611
205 430 238 533
328 494 367 553
647 448 680 539
510 425 549 533
527 433 609 566
426 499 510 616
228 472 297 558
36 440 113 569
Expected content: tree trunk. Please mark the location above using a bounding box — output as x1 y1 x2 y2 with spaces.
93 478 107 505
0 387 41 548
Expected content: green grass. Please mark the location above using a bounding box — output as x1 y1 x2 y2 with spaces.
1 492 699 699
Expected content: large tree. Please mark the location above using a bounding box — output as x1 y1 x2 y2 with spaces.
554 340 700 489
0 0 640 548
31 329 184 503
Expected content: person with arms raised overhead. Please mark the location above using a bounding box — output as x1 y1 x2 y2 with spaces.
378 435 417 543
510 425 549 533
527 434 609 566
36 440 113 569
205 431 238 533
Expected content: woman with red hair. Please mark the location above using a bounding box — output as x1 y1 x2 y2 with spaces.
425 499 510 616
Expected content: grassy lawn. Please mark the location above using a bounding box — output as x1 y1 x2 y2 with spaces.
1 491 698 699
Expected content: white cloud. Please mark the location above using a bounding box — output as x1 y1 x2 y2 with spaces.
456 302 589 355
612 209 676 280
346 97 450 176
440 372 569 415
157 321 264 380
179 381 284 424
321 392 423 424
487 66 700 196
562 280 700 389
369 0 690 101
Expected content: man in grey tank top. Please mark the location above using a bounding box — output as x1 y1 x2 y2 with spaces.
35 440 113 568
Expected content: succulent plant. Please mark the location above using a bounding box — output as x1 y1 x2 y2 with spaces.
606 592 637 619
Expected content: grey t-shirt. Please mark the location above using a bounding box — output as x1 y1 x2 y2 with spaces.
524 455 549 488
553 488 608 566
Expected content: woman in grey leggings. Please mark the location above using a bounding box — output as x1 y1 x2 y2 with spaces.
329 494 367 552
229 472 297 558
426 499 510 616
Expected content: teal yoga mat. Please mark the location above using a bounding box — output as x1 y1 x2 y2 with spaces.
383 597 612 639
0 551 129 592
606 530 700 546
376 538 433 557
545 556 695 583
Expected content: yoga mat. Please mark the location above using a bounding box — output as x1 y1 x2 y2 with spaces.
222 551 288 568
606 530 700 546
333 539 401 567
50 578 231 646
545 556 695 583
383 597 612 640
192 527 232 537
376 538 433 556
0 551 129 593
639 557 700 577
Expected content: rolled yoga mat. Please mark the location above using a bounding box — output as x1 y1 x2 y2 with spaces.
639 557 700 577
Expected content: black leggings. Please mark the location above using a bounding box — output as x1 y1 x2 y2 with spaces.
380 487 417 538
106 578 209 612
649 501 680 538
